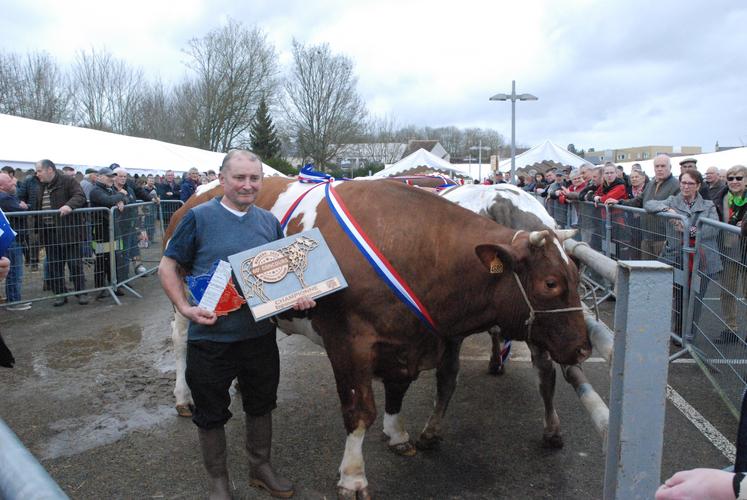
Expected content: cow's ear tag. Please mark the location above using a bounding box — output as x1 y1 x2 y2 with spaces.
489 255 504 274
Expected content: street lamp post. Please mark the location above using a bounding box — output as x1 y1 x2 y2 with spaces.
469 140 490 182
490 80 538 184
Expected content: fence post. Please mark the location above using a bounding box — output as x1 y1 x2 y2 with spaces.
604 207 613 258
0 418 69 499
604 260 672 500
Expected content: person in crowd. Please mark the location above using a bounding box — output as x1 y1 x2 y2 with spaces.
62 166 76 177
29 159 88 306
180 167 201 202
594 163 630 258
558 169 586 227
721 169 729 183
645 170 721 343
88 168 126 299
545 169 566 198
713 165 747 343
0 256 15 367
570 166 604 251
608 154 680 259
17 168 42 272
495 171 506 184
79 168 98 203
626 170 649 259
157 170 180 200
0 172 30 310
112 166 153 279
616 165 631 195
526 172 546 193
159 150 315 499
706 166 726 217
206 170 217 182
679 157 710 199
141 175 158 242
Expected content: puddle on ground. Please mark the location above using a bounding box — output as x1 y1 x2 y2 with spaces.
41 402 174 460
42 325 143 370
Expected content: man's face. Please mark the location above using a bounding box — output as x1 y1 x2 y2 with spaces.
0 173 17 194
98 174 114 187
653 157 671 181
616 168 624 179
220 156 263 211
35 164 55 183
603 167 617 184
189 171 200 183
680 162 697 173
63 169 75 177
580 167 591 181
705 168 719 184
146 176 154 188
165 172 174 182
114 171 127 188
630 172 644 187
545 171 556 183
207 172 217 181
591 170 602 185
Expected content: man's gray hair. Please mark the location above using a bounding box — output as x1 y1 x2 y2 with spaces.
220 150 263 172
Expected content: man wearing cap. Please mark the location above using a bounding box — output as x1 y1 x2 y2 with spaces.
89 168 126 298
29 159 88 306
62 166 76 177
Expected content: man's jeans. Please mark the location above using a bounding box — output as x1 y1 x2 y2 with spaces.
5 242 24 303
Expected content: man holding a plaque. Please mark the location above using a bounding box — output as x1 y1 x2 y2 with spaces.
159 150 314 499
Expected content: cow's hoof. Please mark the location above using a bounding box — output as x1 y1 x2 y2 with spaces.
337 486 372 500
488 360 505 376
415 433 442 450
176 403 194 417
542 433 564 449
389 440 417 457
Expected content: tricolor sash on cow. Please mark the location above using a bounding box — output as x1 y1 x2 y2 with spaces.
324 181 438 333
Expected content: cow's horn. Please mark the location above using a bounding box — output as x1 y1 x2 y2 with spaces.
554 229 578 242
528 230 548 247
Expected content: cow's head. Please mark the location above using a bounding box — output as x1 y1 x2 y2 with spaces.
475 229 591 365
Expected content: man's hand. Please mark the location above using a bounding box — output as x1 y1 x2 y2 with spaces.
59 205 73 216
605 198 619 205
180 305 217 325
116 201 125 212
19 201 28 210
655 468 735 500
0 257 9 280
292 296 316 311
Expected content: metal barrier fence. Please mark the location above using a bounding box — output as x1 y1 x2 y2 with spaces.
543 196 747 417
0 418 69 499
1 200 183 309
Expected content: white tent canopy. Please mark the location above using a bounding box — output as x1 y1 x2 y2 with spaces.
374 148 469 178
0 113 283 176
498 140 588 172
616 147 747 178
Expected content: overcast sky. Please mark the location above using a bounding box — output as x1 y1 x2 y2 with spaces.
2 0 746 153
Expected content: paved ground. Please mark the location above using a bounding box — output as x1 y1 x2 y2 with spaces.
0 273 738 499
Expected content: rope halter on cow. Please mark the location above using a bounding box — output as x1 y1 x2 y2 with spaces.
510 230 584 343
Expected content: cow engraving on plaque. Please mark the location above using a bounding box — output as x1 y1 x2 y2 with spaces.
240 235 319 303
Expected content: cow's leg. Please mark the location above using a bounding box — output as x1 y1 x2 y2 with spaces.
529 343 563 448
487 326 505 375
328 342 376 500
417 338 462 449
382 380 416 456
172 310 194 417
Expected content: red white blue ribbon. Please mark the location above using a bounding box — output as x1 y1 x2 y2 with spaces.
280 181 327 232
325 182 438 333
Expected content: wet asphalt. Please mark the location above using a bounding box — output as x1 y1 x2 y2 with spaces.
0 273 737 499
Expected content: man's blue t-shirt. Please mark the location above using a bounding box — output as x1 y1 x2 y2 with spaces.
165 197 284 342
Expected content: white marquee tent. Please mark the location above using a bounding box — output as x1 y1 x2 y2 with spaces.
374 148 469 178
498 140 588 172
616 147 747 177
0 113 283 176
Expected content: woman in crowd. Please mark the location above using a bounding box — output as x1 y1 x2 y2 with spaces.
714 164 747 343
593 163 629 258
626 170 648 259
645 170 721 343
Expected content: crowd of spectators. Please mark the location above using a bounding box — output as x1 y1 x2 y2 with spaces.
0 160 220 310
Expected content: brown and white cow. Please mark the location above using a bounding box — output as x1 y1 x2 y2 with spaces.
165 177 590 498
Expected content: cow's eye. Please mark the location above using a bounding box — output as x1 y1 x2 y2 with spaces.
546 279 557 289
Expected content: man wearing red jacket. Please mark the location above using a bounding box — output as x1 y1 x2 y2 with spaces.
594 163 629 258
